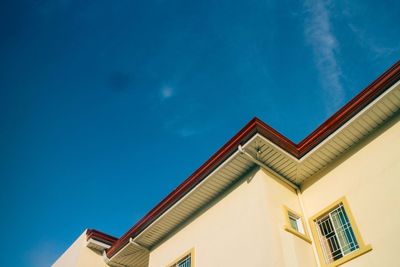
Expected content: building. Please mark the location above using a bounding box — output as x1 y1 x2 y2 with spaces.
53 61 400 267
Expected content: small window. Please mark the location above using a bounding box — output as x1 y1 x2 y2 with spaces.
309 197 372 267
283 206 311 243
289 212 302 232
168 250 194 267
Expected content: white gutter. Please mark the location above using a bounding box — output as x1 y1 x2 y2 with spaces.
298 80 400 161
238 145 299 190
128 238 149 251
106 142 299 265
103 234 150 267
103 239 148 266
133 149 244 241
106 148 246 263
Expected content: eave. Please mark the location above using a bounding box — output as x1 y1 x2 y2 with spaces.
86 229 118 252
88 60 400 266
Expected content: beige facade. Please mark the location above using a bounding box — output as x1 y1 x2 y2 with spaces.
53 116 400 267
149 168 316 267
301 116 400 267
149 116 400 267
53 63 400 267
52 232 109 267
54 120 400 267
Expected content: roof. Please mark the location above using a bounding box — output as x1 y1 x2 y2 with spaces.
88 60 400 263
86 229 118 246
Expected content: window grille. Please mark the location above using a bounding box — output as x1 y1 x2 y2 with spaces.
171 254 191 267
315 203 359 264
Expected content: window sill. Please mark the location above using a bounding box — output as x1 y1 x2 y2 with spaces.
284 226 312 243
322 244 372 267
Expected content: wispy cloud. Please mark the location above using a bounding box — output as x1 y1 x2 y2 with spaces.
175 128 199 138
348 23 400 58
156 85 204 138
163 114 202 138
160 86 175 100
304 0 345 114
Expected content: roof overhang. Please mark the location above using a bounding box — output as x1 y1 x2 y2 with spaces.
103 238 149 267
86 229 118 252
88 61 400 266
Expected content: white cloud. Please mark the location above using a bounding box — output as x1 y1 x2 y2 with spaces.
304 0 345 114
160 86 174 100
163 117 199 138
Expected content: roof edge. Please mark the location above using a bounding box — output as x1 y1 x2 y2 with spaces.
86 229 118 246
297 60 400 156
106 60 400 258
106 117 262 257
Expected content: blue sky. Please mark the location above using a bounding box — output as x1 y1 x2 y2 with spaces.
0 0 399 266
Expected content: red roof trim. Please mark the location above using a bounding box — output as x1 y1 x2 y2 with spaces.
86 229 118 246
106 60 400 258
297 61 400 156
106 117 263 256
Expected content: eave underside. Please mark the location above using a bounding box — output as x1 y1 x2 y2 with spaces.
87 61 400 266
105 80 400 267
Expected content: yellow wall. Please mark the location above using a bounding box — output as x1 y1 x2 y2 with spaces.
149 168 316 267
302 117 400 266
52 231 109 267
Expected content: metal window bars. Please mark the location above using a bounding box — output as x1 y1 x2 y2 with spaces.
315 204 359 264
171 254 191 267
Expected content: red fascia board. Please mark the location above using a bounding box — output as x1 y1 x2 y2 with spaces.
86 229 118 246
297 60 400 156
106 60 400 258
106 117 280 257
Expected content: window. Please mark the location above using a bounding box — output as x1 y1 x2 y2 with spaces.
309 197 372 267
289 212 302 232
168 250 194 267
283 206 311 243
315 204 358 262
171 254 191 267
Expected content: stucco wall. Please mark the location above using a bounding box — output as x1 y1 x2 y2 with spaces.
52 231 109 267
302 116 400 266
149 168 316 267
